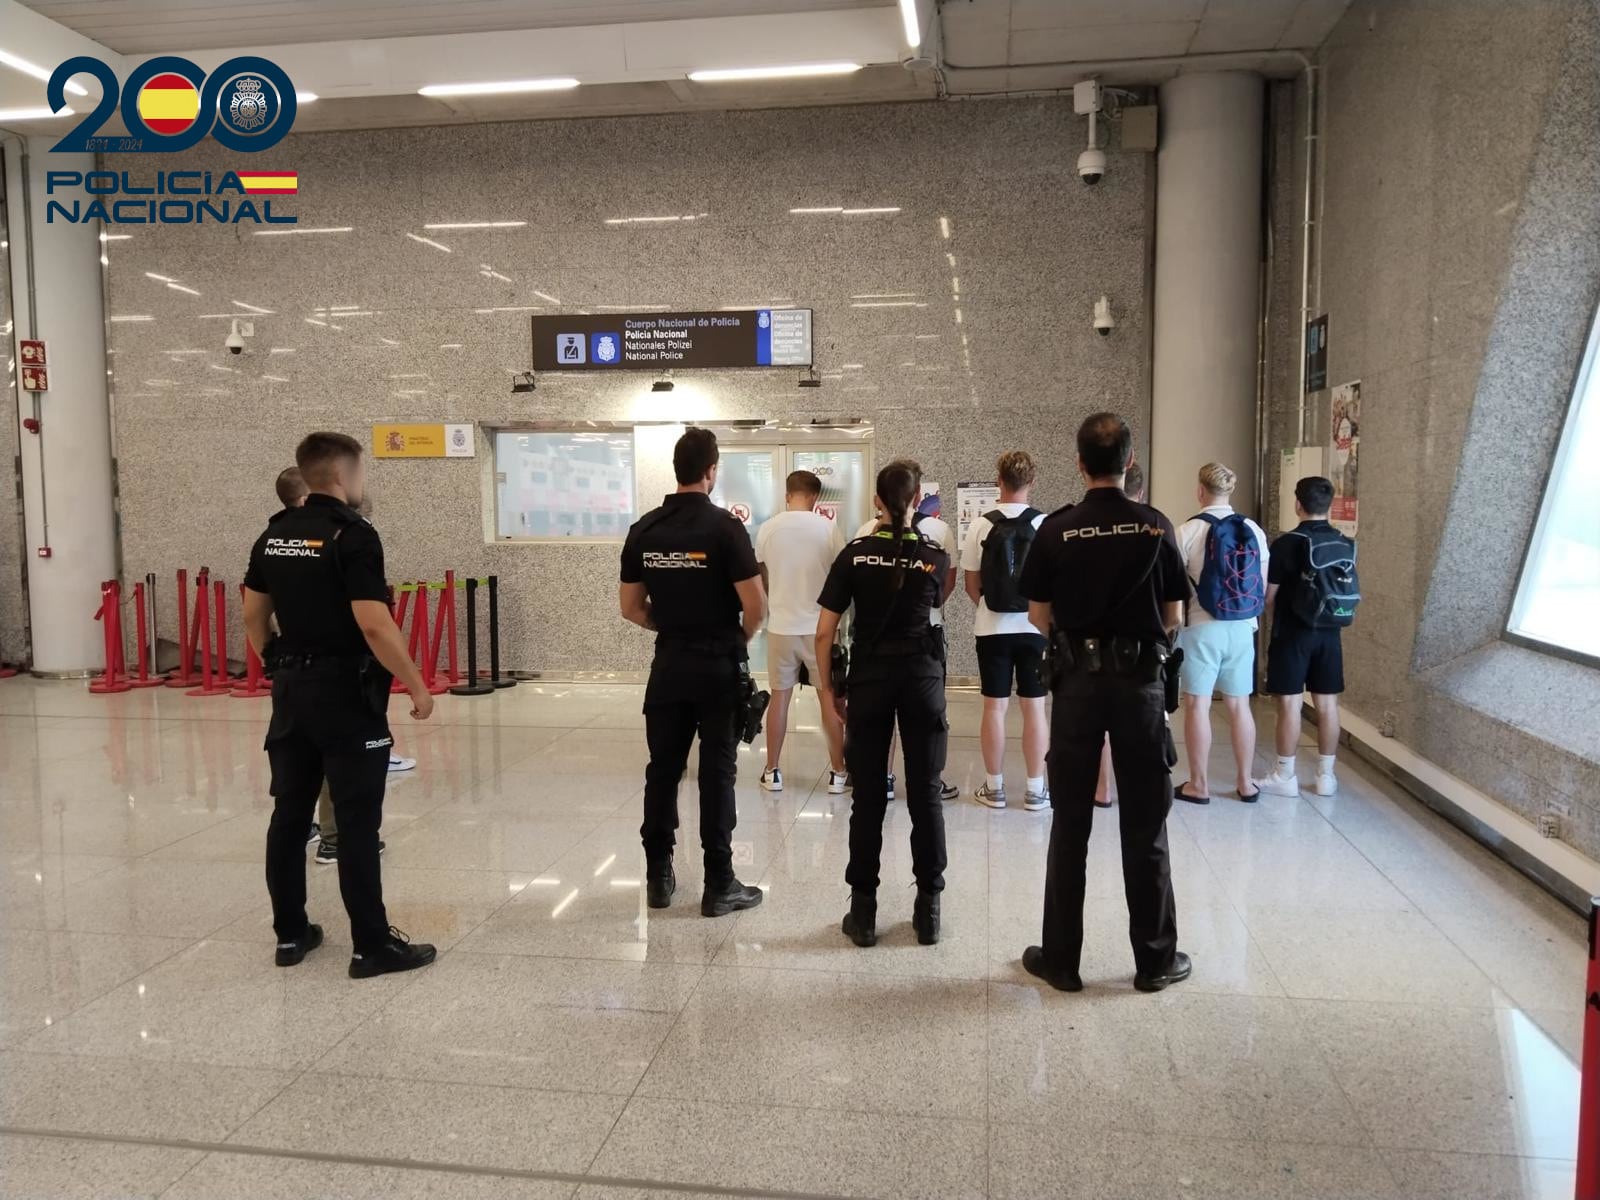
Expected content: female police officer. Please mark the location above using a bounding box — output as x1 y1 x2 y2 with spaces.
815 462 950 947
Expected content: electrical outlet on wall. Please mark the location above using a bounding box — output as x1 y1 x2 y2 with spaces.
1536 812 1561 839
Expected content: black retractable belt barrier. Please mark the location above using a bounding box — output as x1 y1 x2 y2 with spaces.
487 575 515 689
448 577 495 697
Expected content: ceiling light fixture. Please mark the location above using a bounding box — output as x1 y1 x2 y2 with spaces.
418 78 579 97
422 221 525 230
253 226 353 235
789 206 842 214
688 62 861 83
0 49 88 96
405 232 452 253
295 91 318 103
0 106 73 121
841 206 900 215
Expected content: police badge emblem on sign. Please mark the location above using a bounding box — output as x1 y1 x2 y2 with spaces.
221 75 274 135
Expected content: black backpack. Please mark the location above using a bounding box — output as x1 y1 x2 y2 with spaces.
978 508 1041 614
1287 527 1361 629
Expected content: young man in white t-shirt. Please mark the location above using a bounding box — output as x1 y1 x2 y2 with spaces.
755 470 847 794
961 451 1049 810
1173 461 1269 804
853 457 960 802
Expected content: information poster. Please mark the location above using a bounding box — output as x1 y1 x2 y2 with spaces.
955 481 1001 548
373 423 475 459
1329 381 1360 535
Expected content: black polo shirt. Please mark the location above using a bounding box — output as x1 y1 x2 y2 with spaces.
1267 518 1338 636
243 493 389 657
620 492 759 646
818 529 948 668
1018 486 1188 642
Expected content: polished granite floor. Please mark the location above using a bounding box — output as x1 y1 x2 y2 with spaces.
0 676 1585 1199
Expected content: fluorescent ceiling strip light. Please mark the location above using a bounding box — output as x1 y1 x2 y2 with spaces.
109 315 154 322
422 221 524 230
263 374 290 382
790 206 842 214
842 206 900 214
167 283 201 296
295 91 317 102
100 233 131 242
689 62 860 83
851 301 926 308
852 292 919 299
0 49 88 96
532 290 560 305
0 106 73 120
899 0 922 47
405 232 452 252
231 300 273 313
254 226 352 235
418 77 579 97
144 272 175 283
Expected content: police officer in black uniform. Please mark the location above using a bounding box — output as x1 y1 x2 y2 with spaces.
241 431 436 979
619 427 767 917
815 461 950 948
1016 413 1193 993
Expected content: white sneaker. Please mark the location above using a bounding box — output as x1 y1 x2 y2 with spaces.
974 782 1007 810
387 754 416 773
760 767 783 793
1023 788 1051 812
1255 772 1301 798
1314 771 1337 796
827 770 848 795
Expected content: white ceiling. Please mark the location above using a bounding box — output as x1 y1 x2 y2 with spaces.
0 0 1351 134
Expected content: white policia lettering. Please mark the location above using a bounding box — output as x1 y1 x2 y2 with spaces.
1062 523 1164 541
364 737 393 750
642 551 709 570
263 537 324 557
851 554 939 572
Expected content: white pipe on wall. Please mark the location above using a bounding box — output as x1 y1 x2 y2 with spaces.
6 140 117 674
1149 71 1265 518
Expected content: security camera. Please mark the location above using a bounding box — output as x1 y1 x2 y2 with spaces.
1093 295 1114 336
225 318 248 355
1078 147 1106 186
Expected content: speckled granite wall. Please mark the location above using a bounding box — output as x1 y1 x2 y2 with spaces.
1265 0 1600 861
0 186 27 666
105 98 1152 676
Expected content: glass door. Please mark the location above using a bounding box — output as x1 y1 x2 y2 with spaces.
789 447 872 535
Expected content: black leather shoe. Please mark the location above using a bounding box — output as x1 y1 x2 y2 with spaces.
349 927 437 979
701 878 763 917
1134 950 1193 993
913 890 940 945
275 923 323 967
646 859 676 910
1021 945 1083 992
841 890 876 947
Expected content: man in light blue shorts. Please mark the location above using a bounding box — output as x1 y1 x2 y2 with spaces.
1173 463 1269 804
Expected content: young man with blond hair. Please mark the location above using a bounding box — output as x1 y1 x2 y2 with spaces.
1173 462 1268 804
963 451 1049 810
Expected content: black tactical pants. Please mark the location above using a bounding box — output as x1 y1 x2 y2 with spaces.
843 661 949 893
264 664 391 953
641 647 741 889
1040 668 1179 977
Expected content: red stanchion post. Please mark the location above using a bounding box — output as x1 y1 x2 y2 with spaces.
165 568 198 687
444 569 459 686
1579 897 1599 1200
90 580 132 694
392 583 417 695
414 581 447 696
129 581 163 688
214 579 228 679
231 584 270 698
185 579 231 697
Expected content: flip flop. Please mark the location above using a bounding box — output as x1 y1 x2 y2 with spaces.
1174 783 1210 806
1236 786 1261 804
1093 796 1114 809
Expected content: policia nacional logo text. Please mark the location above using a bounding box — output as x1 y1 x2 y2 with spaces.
642 550 708 570
1062 522 1165 541
264 537 323 558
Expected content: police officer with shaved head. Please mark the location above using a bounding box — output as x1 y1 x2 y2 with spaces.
619 426 768 918
1016 413 1193 994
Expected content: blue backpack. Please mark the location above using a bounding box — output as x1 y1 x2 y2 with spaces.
1190 512 1266 620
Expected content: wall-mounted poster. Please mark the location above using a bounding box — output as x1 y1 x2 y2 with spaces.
955 481 1001 549
1329 380 1360 536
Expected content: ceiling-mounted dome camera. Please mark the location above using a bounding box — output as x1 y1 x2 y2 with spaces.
1078 148 1106 186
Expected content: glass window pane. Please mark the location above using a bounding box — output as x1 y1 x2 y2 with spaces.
494 430 635 540
1509 318 1600 660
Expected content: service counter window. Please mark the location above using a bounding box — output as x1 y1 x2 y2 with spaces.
1508 304 1600 665
493 428 636 541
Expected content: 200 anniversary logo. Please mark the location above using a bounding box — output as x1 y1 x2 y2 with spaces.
44 53 300 228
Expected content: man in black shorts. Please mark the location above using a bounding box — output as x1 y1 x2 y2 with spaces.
961 451 1049 811
1257 476 1349 799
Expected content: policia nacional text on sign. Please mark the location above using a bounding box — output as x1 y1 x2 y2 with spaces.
532 309 813 371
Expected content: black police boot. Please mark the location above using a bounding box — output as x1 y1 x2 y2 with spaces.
349 927 437 980
841 890 877 947
646 857 676 910
275 923 323 967
700 877 763 917
1134 950 1193 993
912 890 940 946
1021 945 1083 992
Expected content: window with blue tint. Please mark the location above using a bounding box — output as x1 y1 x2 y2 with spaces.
493 429 635 541
1508 310 1600 663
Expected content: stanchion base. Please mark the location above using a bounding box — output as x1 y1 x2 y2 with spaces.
229 687 271 699
389 680 409 695
186 683 233 697
490 678 517 689
448 683 495 697
127 678 165 689
0 668 19 678
89 679 133 694
163 676 198 689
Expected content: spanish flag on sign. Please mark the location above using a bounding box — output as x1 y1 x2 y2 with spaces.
236 172 299 195
136 73 200 135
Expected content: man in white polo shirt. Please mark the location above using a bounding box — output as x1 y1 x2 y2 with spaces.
755 470 847 795
962 451 1049 811
853 457 959 802
1173 461 1269 805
